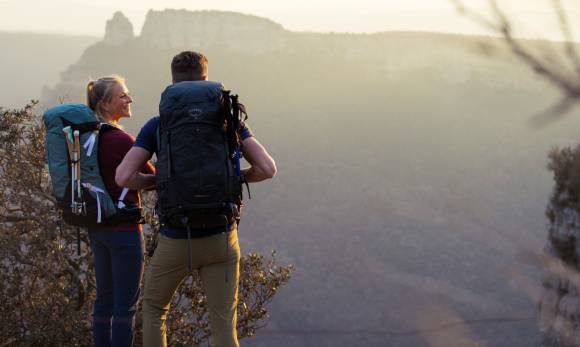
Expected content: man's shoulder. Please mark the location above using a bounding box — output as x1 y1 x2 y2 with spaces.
134 116 160 153
143 116 160 128
139 116 159 135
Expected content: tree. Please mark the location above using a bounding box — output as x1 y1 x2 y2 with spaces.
0 102 293 346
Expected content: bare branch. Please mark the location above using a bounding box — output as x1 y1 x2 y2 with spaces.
551 0 580 75
452 0 580 123
0 214 32 223
449 0 503 32
504 33 579 94
56 267 87 311
0 338 17 347
529 97 579 128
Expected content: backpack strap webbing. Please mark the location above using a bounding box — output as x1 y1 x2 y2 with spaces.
61 118 100 134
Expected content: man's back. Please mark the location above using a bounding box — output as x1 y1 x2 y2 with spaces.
114 50 276 347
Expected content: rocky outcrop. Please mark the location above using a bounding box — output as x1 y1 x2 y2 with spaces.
539 146 580 347
103 11 134 45
139 9 287 52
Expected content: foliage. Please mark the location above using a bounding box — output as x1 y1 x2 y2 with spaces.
538 146 580 347
0 103 293 346
546 145 580 231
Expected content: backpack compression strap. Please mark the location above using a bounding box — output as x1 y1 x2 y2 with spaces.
82 131 99 157
117 188 129 209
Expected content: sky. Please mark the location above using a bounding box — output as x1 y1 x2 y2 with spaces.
1 0 580 40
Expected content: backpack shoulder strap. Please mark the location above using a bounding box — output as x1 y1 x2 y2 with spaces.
99 123 116 134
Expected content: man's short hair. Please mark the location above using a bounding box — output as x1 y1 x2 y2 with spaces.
171 51 208 83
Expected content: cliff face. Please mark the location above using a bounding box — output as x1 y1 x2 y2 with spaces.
103 11 134 46
139 9 287 52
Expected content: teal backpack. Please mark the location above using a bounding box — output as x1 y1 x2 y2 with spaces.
43 104 141 228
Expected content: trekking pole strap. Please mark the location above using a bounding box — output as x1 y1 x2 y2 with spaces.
82 183 105 223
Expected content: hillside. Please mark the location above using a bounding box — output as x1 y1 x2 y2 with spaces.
32 9 580 346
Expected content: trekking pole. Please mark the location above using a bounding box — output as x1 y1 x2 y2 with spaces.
72 131 84 256
73 130 83 214
62 127 76 213
71 130 79 214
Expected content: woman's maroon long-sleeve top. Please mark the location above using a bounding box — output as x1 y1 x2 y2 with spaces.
98 126 155 232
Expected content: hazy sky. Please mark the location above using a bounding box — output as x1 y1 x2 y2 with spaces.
1 0 580 40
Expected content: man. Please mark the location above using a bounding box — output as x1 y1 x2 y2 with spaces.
115 51 276 347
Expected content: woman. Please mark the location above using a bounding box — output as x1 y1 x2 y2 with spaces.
86 75 154 347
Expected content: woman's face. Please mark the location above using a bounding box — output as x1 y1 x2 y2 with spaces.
103 82 132 122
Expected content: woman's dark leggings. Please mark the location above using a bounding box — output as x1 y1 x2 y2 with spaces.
89 230 144 347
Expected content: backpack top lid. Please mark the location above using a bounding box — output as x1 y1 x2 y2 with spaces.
159 80 224 117
43 103 97 129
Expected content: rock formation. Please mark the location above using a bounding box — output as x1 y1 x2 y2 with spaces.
103 11 134 46
139 9 287 52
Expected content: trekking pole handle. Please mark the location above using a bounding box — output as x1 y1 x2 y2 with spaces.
62 126 74 156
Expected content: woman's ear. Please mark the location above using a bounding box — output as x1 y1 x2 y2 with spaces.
99 100 111 116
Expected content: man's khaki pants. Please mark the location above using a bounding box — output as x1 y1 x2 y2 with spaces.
142 229 240 347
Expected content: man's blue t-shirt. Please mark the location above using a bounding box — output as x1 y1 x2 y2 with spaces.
135 116 253 238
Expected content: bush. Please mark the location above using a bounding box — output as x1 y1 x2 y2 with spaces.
0 102 293 346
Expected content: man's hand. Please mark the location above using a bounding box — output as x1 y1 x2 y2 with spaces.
240 137 277 183
116 147 156 190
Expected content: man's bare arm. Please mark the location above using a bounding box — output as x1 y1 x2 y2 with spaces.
240 137 277 183
115 147 156 190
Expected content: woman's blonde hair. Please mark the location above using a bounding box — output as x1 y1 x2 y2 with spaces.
86 75 126 122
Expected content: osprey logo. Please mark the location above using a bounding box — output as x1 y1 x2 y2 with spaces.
189 108 203 119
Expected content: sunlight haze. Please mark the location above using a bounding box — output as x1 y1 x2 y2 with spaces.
4 0 580 346
1 0 580 40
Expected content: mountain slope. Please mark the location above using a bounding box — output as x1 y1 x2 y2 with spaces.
0 31 98 108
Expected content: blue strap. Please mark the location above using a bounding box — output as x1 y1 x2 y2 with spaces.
235 148 241 177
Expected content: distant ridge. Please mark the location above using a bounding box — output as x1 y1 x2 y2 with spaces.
0 30 98 40
41 8 554 112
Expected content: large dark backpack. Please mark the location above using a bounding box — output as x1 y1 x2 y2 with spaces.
156 81 247 233
44 103 142 228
